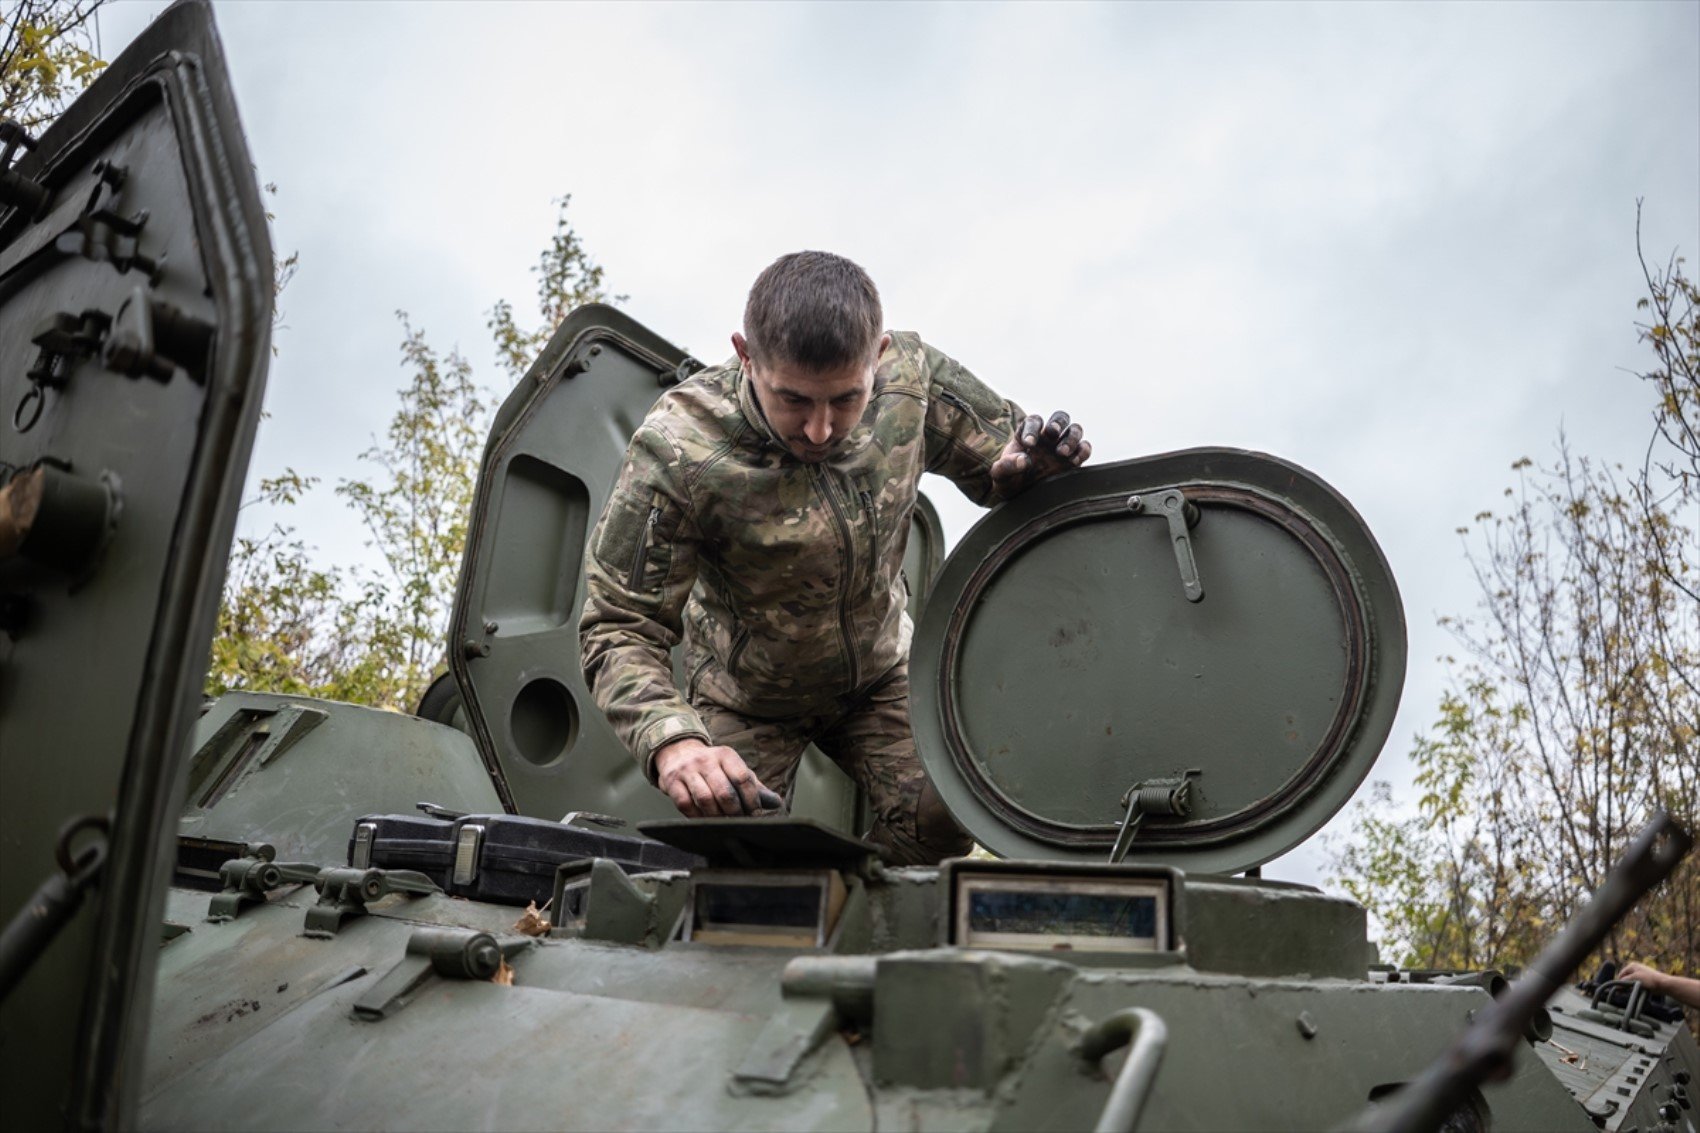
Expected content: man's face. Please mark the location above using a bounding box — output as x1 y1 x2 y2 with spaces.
733 332 890 463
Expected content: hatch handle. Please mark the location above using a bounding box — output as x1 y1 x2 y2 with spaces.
51 161 166 283
1109 771 1200 864
734 957 876 1088
1587 978 1652 1032
665 355 706 388
1080 1006 1169 1132
1126 491 1203 602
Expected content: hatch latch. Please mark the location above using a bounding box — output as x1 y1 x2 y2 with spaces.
207 850 321 921
1109 770 1201 864
1126 490 1204 602
16 310 110 432
352 928 531 1021
303 866 440 936
52 160 165 283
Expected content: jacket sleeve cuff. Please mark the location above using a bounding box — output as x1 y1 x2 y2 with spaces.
639 714 712 786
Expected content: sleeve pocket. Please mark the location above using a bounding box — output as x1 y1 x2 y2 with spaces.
595 490 667 590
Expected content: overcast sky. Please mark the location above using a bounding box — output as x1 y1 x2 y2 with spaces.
98 1 1700 886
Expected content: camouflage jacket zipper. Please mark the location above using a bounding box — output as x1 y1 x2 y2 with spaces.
626 503 662 590
859 486 877 582
814 465 861 692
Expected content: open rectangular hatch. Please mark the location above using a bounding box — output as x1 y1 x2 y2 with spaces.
682 870 848 949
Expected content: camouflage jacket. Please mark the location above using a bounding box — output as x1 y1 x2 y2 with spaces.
579 331 1021 778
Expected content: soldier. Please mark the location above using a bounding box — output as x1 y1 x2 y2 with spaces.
579 251 1090 864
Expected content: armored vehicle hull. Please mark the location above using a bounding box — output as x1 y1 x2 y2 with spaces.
139 847 1602 1133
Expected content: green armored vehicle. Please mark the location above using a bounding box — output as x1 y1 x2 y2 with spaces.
2 5 1694 1130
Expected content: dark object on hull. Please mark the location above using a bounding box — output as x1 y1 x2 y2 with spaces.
345 812 458 891
351 809 704 907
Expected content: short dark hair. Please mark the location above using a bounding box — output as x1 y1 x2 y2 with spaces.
743 251 883 372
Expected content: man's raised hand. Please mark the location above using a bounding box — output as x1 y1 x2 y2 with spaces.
990 409 1091 499
654 736 776 817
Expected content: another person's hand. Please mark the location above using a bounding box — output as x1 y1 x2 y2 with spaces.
654 737 776 817
990 410 1091 499
1620 960 1700 1009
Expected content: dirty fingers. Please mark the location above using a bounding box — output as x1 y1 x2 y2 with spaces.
655 736 776 817
993 408 1093 498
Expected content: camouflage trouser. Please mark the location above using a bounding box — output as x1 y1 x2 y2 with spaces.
692 661 972 866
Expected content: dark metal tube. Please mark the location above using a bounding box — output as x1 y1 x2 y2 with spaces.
0 871 87 1003
0 836 103 1004
1438 971 1508 998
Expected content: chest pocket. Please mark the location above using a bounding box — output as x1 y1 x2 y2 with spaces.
719 510 841 605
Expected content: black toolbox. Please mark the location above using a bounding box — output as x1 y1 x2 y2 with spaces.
349 806 703 908
347 811 457 890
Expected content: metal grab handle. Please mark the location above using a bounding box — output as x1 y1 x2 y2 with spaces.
1588 978 1648 1030
1081 1007 1169 1133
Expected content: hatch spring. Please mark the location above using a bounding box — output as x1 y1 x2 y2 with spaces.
1109 771 1200 864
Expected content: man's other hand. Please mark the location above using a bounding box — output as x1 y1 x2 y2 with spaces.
654 737 774 817
990 410 1091 499
1619 960 1700 1009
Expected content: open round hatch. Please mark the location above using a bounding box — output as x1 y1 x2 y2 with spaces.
911 449 1406 874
